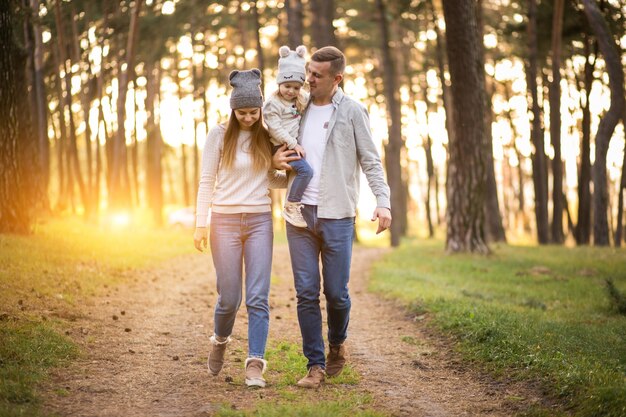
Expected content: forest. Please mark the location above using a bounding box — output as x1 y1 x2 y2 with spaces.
1 0 625 252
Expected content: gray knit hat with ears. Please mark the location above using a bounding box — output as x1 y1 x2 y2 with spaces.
229 69 263 109
277 45 307 85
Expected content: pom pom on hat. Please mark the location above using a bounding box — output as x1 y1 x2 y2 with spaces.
229 69 263 109
276 45 307 85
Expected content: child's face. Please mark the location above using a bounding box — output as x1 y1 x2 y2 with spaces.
279 82 302 102
234 107 261 130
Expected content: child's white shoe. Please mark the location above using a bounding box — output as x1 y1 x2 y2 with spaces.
282 202 307 228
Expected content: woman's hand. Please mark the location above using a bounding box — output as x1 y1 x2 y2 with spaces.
194 227 208 252
272 144 300 170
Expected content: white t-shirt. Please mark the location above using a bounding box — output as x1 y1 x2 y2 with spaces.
300 103 334 205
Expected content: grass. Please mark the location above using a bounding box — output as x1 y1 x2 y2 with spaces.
0 216 195 417
369 238 626 417
214 341 385 417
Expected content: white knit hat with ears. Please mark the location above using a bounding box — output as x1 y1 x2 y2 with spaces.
276 45 307 85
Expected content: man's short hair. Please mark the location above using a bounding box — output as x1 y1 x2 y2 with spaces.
311 46 346 75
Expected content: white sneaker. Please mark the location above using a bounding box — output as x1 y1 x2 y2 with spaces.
282 202 307 228
245 358 267 388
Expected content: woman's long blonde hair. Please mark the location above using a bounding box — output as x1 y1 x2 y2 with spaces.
221 110 272 171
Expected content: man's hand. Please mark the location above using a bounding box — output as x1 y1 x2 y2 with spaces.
371 207 392 234
193 227 208 252
272 144 300 170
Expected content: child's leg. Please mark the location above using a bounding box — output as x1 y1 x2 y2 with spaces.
287 158 314 203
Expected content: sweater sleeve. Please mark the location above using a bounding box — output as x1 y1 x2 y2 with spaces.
195 125 224 227
263 98 299 149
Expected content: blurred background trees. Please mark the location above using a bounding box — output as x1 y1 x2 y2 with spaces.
1 0 625 251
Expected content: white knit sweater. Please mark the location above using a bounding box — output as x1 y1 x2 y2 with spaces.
195 124 286 227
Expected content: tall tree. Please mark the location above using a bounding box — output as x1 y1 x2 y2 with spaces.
309 0 338 47
574 34 595 245
376 0 405 247
28 0 50 211
442 0 489 254
526 0 549 244
110 0 143 209
476 0 506 243
550 0 565 243
285 0 303 48
581 0 625 246
0 0 31 233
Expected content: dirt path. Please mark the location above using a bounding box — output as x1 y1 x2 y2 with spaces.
42 244 545 416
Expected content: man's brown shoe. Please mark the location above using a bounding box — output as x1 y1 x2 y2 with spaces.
207 335 230 376
326 343 347 377
296 365 325 388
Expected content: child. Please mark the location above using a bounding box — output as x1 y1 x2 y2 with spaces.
263 45 312 228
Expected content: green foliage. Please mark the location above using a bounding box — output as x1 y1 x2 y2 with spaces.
265 341 359 388
0 217 194 313
0 217 194 417
605 278 626 315
370 239 626 417
215 399 385 417
0 322 77 416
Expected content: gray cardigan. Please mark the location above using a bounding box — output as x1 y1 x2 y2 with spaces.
287 87 391 219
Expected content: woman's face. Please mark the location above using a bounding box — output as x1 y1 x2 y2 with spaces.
234 107 261 130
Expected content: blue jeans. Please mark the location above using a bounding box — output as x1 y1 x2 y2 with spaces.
272 145 313 202
286 205 355 369
210 212 273 358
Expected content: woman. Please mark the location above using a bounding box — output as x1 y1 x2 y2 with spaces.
193 69 285 388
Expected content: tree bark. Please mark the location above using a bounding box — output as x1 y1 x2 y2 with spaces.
581 0 625 246
476 0 506 243
575 35 595 245
251 2 265 94
426 0 455 148
442 0 489 254
550 0 565 243
285 0 304 48
146 62 163 226
28 0 50 211
309 0 338 47
526 0 549 244
0 1 31 233
376 0 404 247
111 0 143 209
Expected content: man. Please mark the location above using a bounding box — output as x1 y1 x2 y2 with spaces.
274 46 392 389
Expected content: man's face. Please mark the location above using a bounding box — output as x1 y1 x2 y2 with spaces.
307 60 341 100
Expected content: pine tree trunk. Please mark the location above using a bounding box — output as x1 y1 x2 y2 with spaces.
419 72 435 238
111 0 142 209
309 0 338 47
251 2 265 94
476 0 506 243
575 35 595 245
146 62 163 226
526 0 549 244
0 2 31 233
27 0 49 211
442 0 489 254
376 0 404 247
427 0 455 149
550 0 565 243
285 0 304 48
582 0 625 246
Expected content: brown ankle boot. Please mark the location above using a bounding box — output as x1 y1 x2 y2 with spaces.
296 365 325 388
326 343 347 377
207 335 230 376
245 358 267 388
